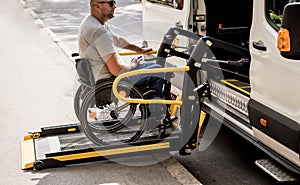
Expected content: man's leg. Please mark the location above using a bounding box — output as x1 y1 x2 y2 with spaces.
127 62 165 128
126 62 164 95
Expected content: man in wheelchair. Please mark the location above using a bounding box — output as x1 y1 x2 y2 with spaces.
78 0 165 126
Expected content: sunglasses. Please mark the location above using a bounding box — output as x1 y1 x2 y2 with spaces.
98 0 116 7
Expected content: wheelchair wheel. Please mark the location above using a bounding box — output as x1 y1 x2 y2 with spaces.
74 85 83 121
79 80 148 145
74 85 91 121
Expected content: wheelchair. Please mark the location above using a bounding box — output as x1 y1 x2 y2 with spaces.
72 55 153 145
73 27 201 146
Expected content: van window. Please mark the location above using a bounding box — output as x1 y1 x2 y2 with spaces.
266 0 292 29
146 0 184 10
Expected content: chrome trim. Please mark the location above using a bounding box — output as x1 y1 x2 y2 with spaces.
210 80 250 119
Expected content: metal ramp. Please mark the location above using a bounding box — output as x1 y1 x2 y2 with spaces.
21 123 181 170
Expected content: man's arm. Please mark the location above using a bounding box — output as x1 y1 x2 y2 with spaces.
113 35 152 53
104 53 140 76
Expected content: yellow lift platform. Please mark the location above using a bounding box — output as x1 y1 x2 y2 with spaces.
21 123 181 170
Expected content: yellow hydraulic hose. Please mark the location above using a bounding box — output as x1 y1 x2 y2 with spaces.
112 67 190 105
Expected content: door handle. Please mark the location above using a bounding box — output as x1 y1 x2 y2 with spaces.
252 41 267 51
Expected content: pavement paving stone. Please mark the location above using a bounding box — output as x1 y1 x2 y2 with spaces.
22 0 143 53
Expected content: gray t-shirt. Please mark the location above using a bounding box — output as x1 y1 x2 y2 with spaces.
78 14 115 81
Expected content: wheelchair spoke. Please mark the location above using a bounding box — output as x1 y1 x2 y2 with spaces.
79 80 147 145
114 102 131 113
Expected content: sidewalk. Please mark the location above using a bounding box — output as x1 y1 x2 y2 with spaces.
0 0 201 184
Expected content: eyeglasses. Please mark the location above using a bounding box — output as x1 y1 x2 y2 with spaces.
98 0 116 7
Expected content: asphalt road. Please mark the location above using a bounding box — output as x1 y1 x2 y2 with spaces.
174 125 293 185
20 0 300 184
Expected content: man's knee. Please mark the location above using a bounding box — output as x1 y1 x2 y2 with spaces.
139 62 162 69
148 63 163 69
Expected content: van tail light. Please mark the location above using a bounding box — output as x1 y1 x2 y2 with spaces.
277 28 291 52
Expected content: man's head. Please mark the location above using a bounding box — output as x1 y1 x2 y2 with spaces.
90 0 117 24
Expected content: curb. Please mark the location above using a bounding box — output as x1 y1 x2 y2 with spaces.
20 0 75 63
162 157 203 185
19 1 202 184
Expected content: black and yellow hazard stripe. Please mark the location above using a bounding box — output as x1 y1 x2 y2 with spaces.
221 79 250 95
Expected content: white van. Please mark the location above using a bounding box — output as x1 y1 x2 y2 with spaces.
142 0 300 181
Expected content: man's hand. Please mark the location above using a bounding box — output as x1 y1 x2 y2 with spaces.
131 55 143 64
138 47 153 54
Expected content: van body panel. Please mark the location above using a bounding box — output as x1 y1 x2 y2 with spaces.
142 0 191 49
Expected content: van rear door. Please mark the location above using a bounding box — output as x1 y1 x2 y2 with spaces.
142 0 191 49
